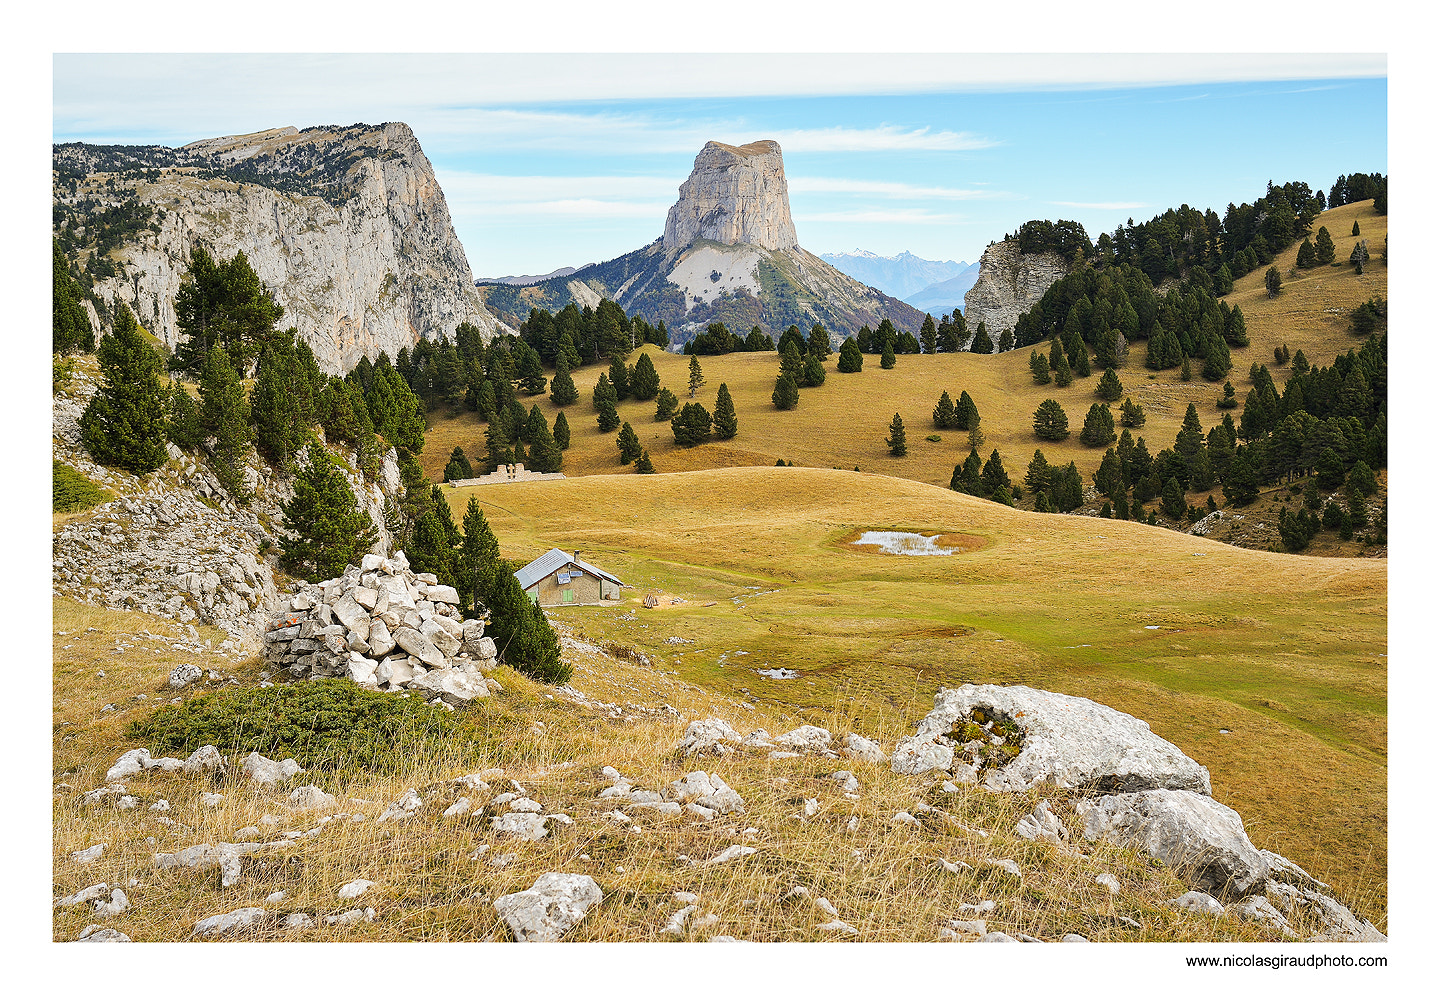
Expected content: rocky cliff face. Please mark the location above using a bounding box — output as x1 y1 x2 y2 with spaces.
53 123 509 374
663 141 798 255
480 140 924 344
963 239 1071 344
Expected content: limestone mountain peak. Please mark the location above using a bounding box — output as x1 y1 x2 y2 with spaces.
663 138 798 254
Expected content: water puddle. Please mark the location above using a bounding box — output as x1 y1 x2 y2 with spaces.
851 531 954 556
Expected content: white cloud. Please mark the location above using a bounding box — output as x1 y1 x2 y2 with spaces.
765 126 999 153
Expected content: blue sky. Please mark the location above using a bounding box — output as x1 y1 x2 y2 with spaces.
52 54 1387 278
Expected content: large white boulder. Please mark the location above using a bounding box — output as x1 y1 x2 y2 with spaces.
891 684 1211 794
493 873 603 942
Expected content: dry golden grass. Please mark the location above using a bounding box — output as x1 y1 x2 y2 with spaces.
56 596 1307 943
433 467 1386 927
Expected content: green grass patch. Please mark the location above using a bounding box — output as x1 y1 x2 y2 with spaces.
53 460 111 513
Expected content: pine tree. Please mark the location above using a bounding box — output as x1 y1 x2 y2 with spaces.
456 496 500 618
1053 462 1084 512
1297 237 1316 269
920 315 937 354
998 327 1014 353
771 374 799 410
1119 397 1146 428
523 405 548 445
807 323 833 359
802 354 827 387
955 391 980 433
592 373 616 412
166 383 202 450
198 344 254 501
252 338 311 471
1180 354 1193 381
886 413 907 456
629 352 661 400
981 449 1010 494
1218 381 1238 409
527 416 563 473
80 303 169 474
53 239 94 353
517 342 548 394
713 383 738 439
1159 476 1187 518
880 341 896 369
1054 350 1074 387
687 356 705 397
280 442 378 583
969 320 993 354
1352 220 1361 237
1030 350 1052 385
933 391 956 430
1049 337 1063 371
1314 226 1336 264
608 354 630 400
1096 368 1123 401
1024 449 1053 493
950 449 983 495
1264 266 1282 298
671 403 712 446
549 356 579 405
444 446 473 482
1074 348 1091 378
654 388 679 422
596 394 620 433
635 449 655 474
1350 241 1369 274
1033 399 1070 441
553 411 571 450
1093 447 1123 496
1079 403 1117 447
408 508 458 587
837 336 863 373
616 421 642 464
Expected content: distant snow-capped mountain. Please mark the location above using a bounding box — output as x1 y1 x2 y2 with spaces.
818 249 968 300
904 261 982 316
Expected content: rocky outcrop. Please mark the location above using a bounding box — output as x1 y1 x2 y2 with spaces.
478 140 926 344
663 141 797 254
962 239 1071 345
262 552 497 704
53 123 510 374
892 684 1384 940
52 363 399 650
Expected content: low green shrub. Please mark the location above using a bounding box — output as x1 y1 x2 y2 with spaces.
127 679 482 771
53 460 110 513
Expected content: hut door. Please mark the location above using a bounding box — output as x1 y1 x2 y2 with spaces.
562 589 574 604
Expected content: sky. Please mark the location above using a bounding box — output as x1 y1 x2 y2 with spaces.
51 53 1388 279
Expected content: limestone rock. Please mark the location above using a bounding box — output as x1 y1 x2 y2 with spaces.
1172 890 1226 917
376 788 423 823
1014 800 1070 845
182 745 224 775
408 667 489 704
392 626 445 668
191 907 268 938
493 873 603 942
1079 789 1268 900
963 238 1072 346
842 733 886 764
677 719 740 756
76 925 132 942
106 748 151 781
168 663 203 688
663 141 798 253
774 725 832 752
287 785 337 810
663 771 745 815
492 812 549 841
338 879 376 900
892 684 1211 794
242 752 304 787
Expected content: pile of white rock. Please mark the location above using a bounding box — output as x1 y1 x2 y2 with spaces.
263 552 497 704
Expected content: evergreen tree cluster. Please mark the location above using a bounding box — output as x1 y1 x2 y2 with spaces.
931 390 980 432
682 321 780 355
170 245 286 376
949 447 1028 507
519 298 666 368
1327 172 1388 214
53 239 95 354
853 318 921 356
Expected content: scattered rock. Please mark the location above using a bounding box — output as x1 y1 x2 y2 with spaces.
492 812 550 841
841 733 886 764
93 889 130 918
72 844 104 864
828 771 860 793
325 907 376 926
183 745 224 775
815 920 860 936
1095 873 1121 895
774 725 832 752
199 792 224 808
984 858 1022 879
76 925 131 942
1015 799 1070 845
338 879 376 900
106 748 151 781
663 771 745 815
191 907 267 938
287 785 337 810
493 873 603 942
706 845 758 865
1172 890 1226 917
677 718 740 756
168 663 203 688
376 788 423 823
242 752 304 787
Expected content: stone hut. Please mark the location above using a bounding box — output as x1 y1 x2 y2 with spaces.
514 549 624 607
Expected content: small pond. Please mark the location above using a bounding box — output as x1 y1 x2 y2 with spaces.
850 531 954 556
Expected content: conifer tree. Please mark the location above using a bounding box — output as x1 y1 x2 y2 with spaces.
1265 266 1283 298
654 388 679 422
444 446 473 481
880 341 896 369
771 374 799 410
933 391 956 430
53 239 94 354
1119 397 1146 428
1218 381 1238 409
456 495 500 618
955 391 980 433
635 449 655 474
1296 237 1316 269
998 327 1014 353
1049 337 1064 371
1030 350 1052 385
837 337 863 373
280 442 378 583
527 416 563 473
592 373 616 411
629 352 661 401
1024 449 1053 494
616 421 642 464
1074 347 1091 378
1079 402 1117 447
1096 368 1123 402
549 356 579 405
671 402 712 446
981 448 1010 495
969 320 993 354
251 340 305 472
596 394 620 433
1053 462 1084 511
1093 447 1123 496
473 378 498 422
1352 220 1361 237
1054 350 1074 387
1160 476 1187 518
199 344 255 501
517 342 548 394
687 356 705 397
553 411 571 450
166 383 202 450
920 315 937 354
886 413 907 456
713 383 738 439
802 354 827 387
1180 354 1193 381
807 323 833 359
950 449 984 495
1032 399 1070 441
80 303 169 474
608 354 630 400
779 341 804 383
1314 226 1336 264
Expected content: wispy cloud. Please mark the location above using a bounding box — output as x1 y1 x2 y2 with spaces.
790 177 1009 200
1048 200 1148 210
767 126 1000 153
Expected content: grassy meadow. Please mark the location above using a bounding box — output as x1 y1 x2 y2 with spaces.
439 466 1387 925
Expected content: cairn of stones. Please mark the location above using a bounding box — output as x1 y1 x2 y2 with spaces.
263 551 496 703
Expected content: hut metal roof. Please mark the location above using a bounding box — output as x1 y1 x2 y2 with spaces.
514 548 623 590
